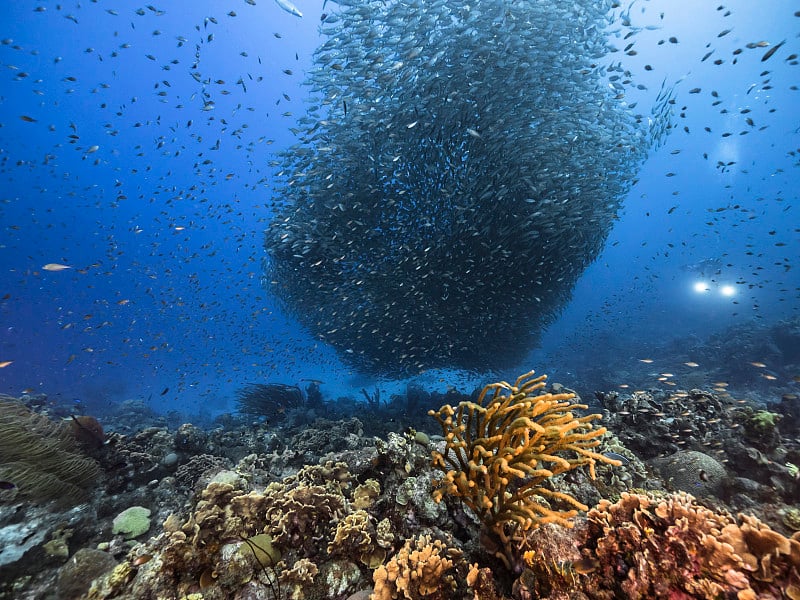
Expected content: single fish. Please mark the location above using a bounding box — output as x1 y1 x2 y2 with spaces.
761 39 786 62
43 263 72 271
602 451 630 465
274 0 302 17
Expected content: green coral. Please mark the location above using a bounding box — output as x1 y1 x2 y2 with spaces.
112 506 152 539
750 410 781 430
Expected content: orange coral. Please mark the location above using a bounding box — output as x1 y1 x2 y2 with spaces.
428 370 616 568
372 534 460 600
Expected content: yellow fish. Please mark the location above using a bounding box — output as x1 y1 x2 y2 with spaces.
0 361 13 368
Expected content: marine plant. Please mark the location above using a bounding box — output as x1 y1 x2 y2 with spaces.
428 370 617 570
0 395 100 505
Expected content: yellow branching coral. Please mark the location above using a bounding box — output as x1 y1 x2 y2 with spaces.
428 370 618 568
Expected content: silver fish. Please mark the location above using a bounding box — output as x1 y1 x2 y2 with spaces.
274 0 302 18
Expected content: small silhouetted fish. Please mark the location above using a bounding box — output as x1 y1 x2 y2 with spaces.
160 387 169 395
761 39 786 62
603 451 630 465
0 481 16 490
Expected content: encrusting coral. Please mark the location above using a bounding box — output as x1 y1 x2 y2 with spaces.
428 370 618 569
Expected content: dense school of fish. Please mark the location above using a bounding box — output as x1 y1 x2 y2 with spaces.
264 0 675 376
0 0 796 396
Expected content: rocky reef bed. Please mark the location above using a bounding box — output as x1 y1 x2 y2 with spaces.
1 369 799 600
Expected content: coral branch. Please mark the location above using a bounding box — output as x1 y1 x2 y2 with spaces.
428 370 618 569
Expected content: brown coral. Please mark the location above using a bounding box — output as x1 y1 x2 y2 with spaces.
265 481 347 556
428 370 617 568
279 557 319 600
327 509 387 568
583 491 800 600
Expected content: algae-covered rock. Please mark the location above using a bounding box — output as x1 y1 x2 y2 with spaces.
57 548 117 600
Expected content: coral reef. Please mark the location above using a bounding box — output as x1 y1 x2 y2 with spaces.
429 370 618 569
6 359 800 600
87 461 382 599
595 387 800 507
595 388 734 459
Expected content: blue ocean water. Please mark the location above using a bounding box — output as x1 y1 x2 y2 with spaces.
0 0 797 420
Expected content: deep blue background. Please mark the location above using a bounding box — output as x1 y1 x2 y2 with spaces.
0 0 797 418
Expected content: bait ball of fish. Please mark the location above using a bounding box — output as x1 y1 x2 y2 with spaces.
264 0 673 377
